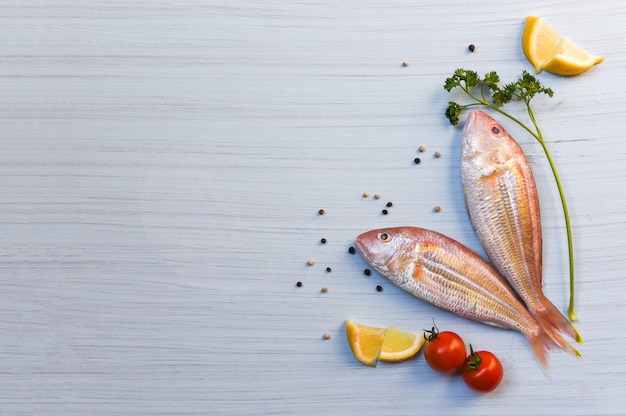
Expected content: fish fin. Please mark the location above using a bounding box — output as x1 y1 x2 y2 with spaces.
543 328 583 359
525 326 582 379
529 306 583 363
534 300 584 344
526 329 552 373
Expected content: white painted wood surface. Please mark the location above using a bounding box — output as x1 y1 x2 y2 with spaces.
1 1 625 414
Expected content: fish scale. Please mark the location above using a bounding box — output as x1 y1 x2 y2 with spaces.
421 245 532 331
476 172 535 298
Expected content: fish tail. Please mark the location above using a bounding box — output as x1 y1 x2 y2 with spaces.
528 304 583 362
526 324 581 376
534 300 584 345
526 328 554 372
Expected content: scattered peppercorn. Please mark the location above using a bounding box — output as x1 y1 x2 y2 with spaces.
320 238 327 244
296 281 303 287
402 61 409 67
374 193 381 199
363 192 369 198
348 247 356 254
321 287 328 293
364 268 371 276
418 145 425 153
434 151 441 158
318 209 325 215
307 259 315 266
386 201 393 207
468 44 476 52
414 157 421 165
326 267 332 273
434 205 441 213
323 333 331 340
382 209 388 215
376 285 383 292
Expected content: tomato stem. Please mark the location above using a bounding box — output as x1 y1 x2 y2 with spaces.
464 344 483 371
423 320 440 342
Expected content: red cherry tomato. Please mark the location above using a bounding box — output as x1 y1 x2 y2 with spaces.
423 326 466 373
462 345 504 393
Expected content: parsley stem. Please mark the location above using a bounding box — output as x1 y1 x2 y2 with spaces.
531 125 578 322
524 101 577 322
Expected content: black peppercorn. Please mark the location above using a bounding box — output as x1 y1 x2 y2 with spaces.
382 209 388 215
296 281 303 287
320 238 327 244
386 202 393 207
348 247 356 254
469 44 475 52
376 285 383 292
326 267 332 273
364 269 371 276
414 157 421 165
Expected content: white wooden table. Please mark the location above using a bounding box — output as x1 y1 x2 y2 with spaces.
1 1 625 415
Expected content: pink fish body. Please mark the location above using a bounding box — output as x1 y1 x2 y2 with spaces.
355 226 580 369
460 110 582 349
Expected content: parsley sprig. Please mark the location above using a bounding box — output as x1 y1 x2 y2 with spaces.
444 69 577 322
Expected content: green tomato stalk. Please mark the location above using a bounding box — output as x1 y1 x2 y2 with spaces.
444 69 577 322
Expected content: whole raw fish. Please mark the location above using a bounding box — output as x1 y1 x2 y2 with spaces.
355 226 580 369
461 110 582 349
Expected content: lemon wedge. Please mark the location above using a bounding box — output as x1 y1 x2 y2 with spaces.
522 16 603 76
345 320 424 366
379 326 425 362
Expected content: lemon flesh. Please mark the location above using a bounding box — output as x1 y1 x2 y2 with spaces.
521 16 603 76
542 38 604 76
345 320 385 367
379 326 425 362
522 16 561 73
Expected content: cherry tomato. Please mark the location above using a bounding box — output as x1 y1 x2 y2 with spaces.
462 345 504 393
423 326 466 373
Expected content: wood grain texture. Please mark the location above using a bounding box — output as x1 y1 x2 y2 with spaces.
1 1 625 415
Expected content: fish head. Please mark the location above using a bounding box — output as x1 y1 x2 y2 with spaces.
355 227 418 279
461 110 515 176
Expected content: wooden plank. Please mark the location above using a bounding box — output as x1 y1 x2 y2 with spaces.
0 1 624 414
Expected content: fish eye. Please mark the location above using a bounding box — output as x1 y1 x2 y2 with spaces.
377 232 390 242
491 125 501 135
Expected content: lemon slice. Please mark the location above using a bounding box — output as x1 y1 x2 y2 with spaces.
521 16 603 76
379 326 425 362
522 15 561 73
345 320 385 367
541 38 604 76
